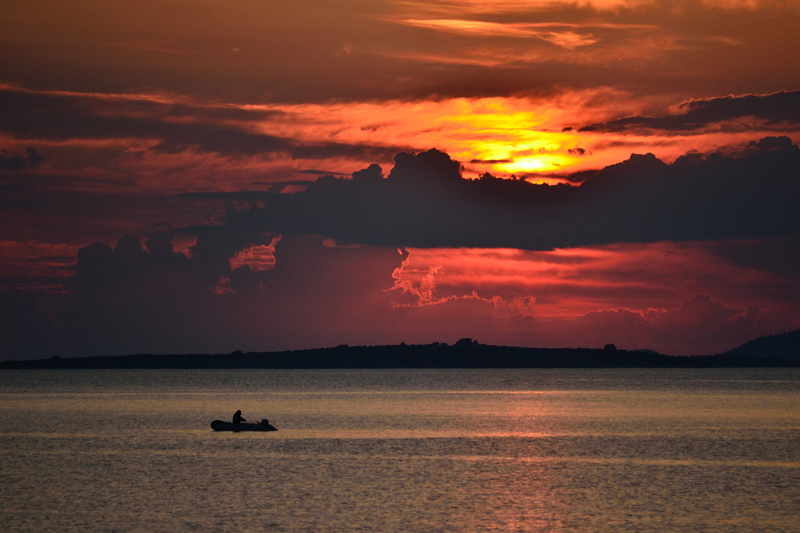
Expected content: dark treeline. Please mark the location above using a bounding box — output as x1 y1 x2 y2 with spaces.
2 339 797 369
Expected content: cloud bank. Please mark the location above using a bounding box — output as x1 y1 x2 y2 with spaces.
4 231 793 360
5 139 796 359
0 86 401 161
581 90 800 133
194 137 800 250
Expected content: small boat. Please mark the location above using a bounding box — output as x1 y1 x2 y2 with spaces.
210 419 277 432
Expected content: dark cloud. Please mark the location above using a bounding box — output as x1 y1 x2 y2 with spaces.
0 188 226 248
567 147 589 155
61 230 271 356
249 180 315 193
581 90 800 133
0 291 62 358
0 183 36 191
705 234 800 280
0 86 404 160
24 232 404 358
196 137 800 250
295 170 350 175
0 147 44 170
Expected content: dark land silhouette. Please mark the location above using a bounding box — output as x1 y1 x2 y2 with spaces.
720 330 800 361
2 332 798 369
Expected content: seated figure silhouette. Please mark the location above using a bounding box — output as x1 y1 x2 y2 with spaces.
232 410 246 425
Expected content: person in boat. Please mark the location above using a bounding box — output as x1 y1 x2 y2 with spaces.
232 410 246 425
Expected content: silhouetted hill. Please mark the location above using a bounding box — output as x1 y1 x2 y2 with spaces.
721 329 800 361
1 339 797 369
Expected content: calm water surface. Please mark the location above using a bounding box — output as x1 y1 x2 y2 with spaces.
1 369 799 532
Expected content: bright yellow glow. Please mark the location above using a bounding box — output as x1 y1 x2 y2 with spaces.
501 158 544 172
250 93 628 178
254 96 604 177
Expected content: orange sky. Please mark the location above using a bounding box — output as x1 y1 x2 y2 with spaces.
2 0 800 187
1 0 799 357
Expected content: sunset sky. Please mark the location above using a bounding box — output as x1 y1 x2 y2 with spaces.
1 0 799 359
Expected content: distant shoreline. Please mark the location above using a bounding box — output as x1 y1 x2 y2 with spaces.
2 341 798 369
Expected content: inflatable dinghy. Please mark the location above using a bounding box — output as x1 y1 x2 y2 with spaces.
211 419 277 432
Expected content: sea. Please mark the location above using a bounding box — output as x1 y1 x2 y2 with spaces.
1 368 799 532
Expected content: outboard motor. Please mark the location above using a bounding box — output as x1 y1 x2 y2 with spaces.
259 418 278 431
